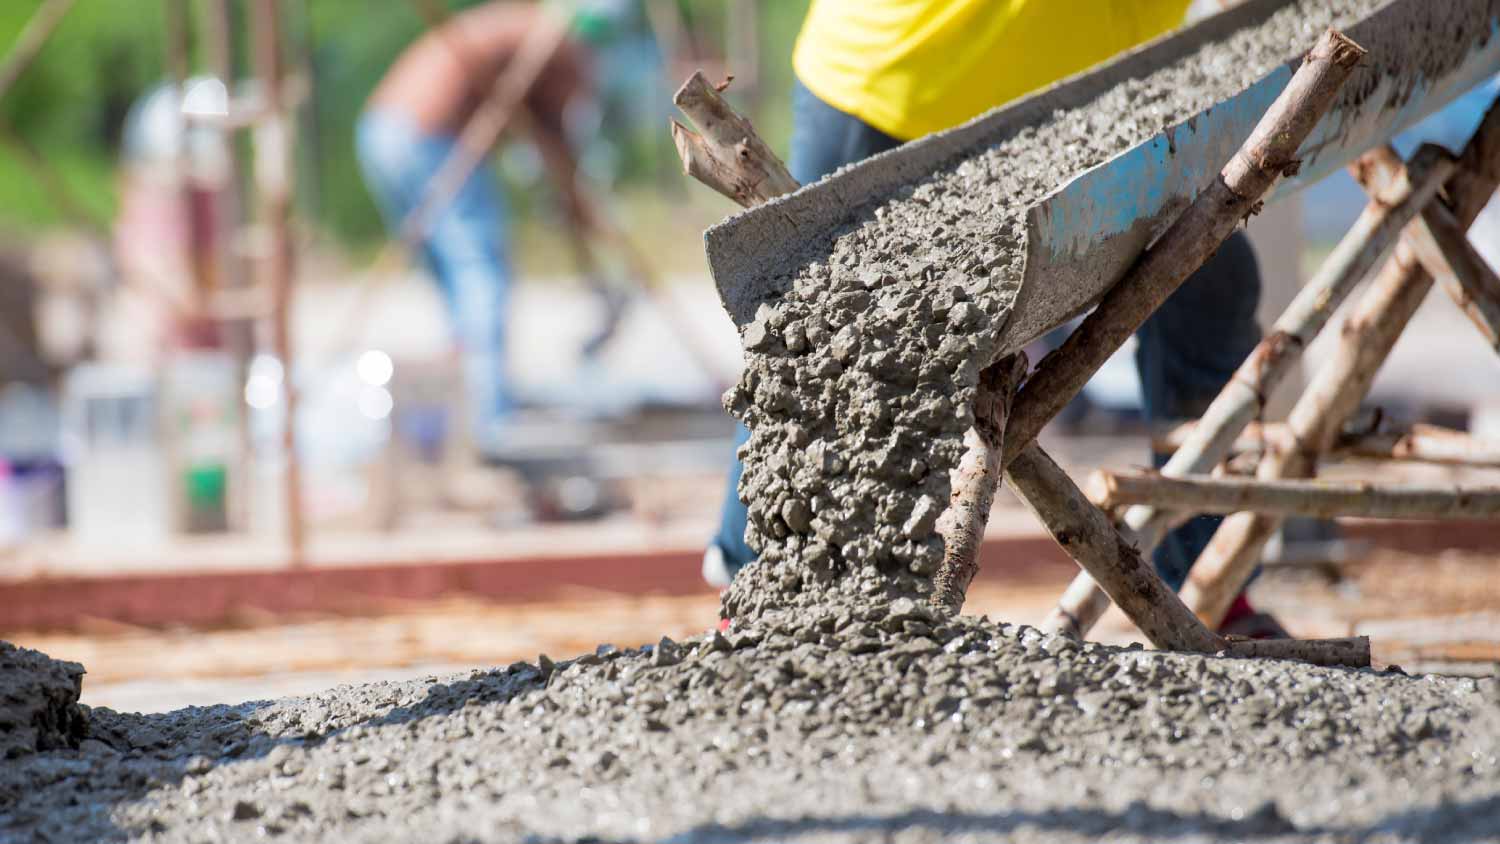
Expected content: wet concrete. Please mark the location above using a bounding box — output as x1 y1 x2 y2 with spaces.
8 2 1500 841
0 642 85 759
2 619 1498 842
721 0 1492 623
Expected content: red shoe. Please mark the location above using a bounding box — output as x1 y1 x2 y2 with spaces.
1218 593 1289 640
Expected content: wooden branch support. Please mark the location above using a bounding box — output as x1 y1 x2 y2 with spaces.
932 355 1027 613
1221 636 1370 668
1088 470 1500 520
1134 144 1452 544
1358 144 1500 351
251 0 306 566
1414 201 1500 351
1181 96 1500 627
1044 143 1454 639
1021 30 1363 638
1006 447 1228 653
1000 30 1365 470
666 49 1368 667
1153 420 1500 468
1011 447 1369 667
671 71 799 208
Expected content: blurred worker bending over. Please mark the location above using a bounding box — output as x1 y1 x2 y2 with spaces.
708 0 1278 636
357 2 593 452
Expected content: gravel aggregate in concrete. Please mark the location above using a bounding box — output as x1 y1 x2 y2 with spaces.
2 616 1498 842
0 642 85 759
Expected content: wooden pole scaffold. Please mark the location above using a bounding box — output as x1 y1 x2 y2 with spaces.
669 29 1372 668
1152 419 1500 468
206 0 249 295
999 31 1368 472
1043 142 1455 638
1087 470 1500 521
1355 144 1500 350
250 0 307 565
1178 96 1500 628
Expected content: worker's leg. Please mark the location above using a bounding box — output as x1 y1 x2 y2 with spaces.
1134 230 1262 590
705 79 902 584
356 109 513 445
784 78 903 185
422 165 513 446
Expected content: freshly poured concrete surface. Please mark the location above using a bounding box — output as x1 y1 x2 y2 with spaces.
2 616 1499 843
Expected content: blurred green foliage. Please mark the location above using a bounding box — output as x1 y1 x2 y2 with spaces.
0 0 808 248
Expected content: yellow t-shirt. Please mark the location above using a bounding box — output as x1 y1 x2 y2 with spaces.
793 0 1193 141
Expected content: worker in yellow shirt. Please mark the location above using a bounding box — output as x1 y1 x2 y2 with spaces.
708 0 1280 637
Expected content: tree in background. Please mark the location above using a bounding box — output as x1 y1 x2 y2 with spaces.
0 1 809 249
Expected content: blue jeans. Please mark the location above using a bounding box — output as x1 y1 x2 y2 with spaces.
356 109 513 441
711 80 1262 592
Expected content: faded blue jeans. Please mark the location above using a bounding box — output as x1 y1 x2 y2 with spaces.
710 80 1262 592
356 108 513 442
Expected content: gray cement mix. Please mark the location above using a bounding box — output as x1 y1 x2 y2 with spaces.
0 642 85 759
8 2 1500 842
721 0 1491 623
2 620 1498 842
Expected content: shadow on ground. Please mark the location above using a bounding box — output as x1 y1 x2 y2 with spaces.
595 795 1500 844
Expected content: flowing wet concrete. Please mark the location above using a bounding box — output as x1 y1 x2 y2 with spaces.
2 617 1498 843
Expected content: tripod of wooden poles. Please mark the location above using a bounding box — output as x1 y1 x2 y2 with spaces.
673 28 1500 669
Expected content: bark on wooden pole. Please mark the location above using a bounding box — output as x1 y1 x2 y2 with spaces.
1415 202 1500 351
670 71 798 208
1181 97 1500 627
1357 144 1500 351
931 354 1027 613
1153 420 1500 468
251 0 306 565
1125 144 1452 544
1000 30 1365 470
1087 469 1500 520
1041 144 1453 637
1222 636 1370 668
1007 448 1368 666
1006 446 1228 654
